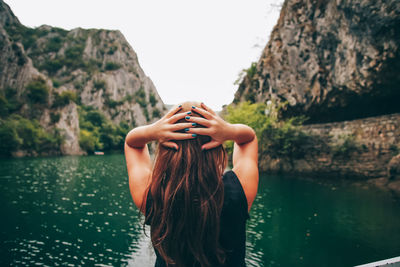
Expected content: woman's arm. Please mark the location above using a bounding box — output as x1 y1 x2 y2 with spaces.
124 105 195 211
188 103 259 211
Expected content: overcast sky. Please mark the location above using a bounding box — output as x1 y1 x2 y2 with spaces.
5 0 283 110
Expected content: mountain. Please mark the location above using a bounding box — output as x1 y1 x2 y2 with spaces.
234 0 400 123
0 0 165 156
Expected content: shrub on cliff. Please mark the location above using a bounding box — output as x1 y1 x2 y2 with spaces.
65 45 84 60
86 110 106 127
105 62 121 71
331 134 361 158
40 58 64 75
149 93 157 107
152 108 161 118
26 78 49 104
52 90 77 108
134 87 147 108
93 80 106 90
45 36 64 53
105 97 123 109
1 88 22 116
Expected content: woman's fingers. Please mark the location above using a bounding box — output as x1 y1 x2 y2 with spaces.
201 140 222 150
161 141 178 150
168 112 189 124
200 102 216 115
191 106 213 119
164 104 182 119
185 116 212 127
170 132 197 140
169 122 194 131
188 127 212 135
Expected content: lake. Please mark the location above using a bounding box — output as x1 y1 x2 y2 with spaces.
0 154 399 266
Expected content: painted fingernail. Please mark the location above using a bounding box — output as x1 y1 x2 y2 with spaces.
185 116 190 120
187 111 191 115
184 128 189 132
192 123 197 126
192 134 197 137
192 106 196 109
178 104 182 108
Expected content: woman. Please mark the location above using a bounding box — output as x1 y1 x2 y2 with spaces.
124 102 258 267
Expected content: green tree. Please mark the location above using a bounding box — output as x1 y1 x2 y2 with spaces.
53 90 77 107
40 58 64 75
152 108 161 118
0 120 22 156
93 80 106 90
224 101 309 159
135 87 147 108
105 62 121 71
149 93 157 107
79 129 102 153
65 45 84 60
224 101 268 138
85 110 106 127
0 95 9 117
26 78 49 104
0 115 64 155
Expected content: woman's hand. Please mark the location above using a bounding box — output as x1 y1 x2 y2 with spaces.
125 105 195 150
151 105 196 150
185 103 234 150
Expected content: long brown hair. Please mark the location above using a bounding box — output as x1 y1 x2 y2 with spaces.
143 102 227 267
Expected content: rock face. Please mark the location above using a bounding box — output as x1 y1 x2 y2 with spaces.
235 0 400 123
0 0 165 155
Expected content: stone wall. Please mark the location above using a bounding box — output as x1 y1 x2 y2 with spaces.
259 113 400 179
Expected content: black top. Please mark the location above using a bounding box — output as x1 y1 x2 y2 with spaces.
146 170 249 267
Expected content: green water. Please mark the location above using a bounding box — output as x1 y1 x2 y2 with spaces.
0 155 399 266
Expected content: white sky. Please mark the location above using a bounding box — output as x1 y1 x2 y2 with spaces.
5 0 283 110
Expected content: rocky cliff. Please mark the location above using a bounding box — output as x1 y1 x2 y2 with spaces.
229 0 400 192
0 1 165 156
235 0 400 123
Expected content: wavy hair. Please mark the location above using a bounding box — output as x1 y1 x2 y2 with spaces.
143 102 227 266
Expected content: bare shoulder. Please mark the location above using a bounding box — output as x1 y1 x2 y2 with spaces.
124 142 152 212
231 135 259 211
232 158 259 212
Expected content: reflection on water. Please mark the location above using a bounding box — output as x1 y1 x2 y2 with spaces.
246 175 400 267
0 155 399 266
0 155 147 266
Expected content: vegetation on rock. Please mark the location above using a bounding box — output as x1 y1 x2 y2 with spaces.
0 114 64 156
223 101 310 159
52 90 78 108
26 78 49 105
78 106 130 153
